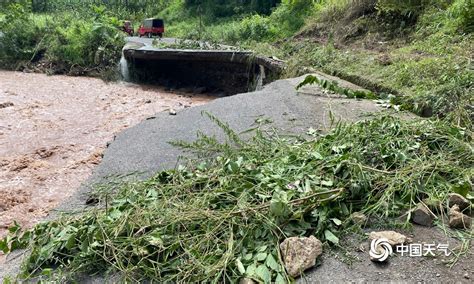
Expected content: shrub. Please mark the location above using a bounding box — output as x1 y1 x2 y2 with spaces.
376 0 433 17
448 0 474 33
0 4 124 74
45 15 124 72
238 14 277 41
0 4 47 66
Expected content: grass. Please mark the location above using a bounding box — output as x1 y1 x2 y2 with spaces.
2 113 472 282
278 35 472 121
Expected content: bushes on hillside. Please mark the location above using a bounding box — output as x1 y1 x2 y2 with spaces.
44 15 124 74
448 0 474 33
0 4 124 75
376 0 432 17
238 14 278 41
0 4 47 65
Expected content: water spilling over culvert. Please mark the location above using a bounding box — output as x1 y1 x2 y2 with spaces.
119 53 130 81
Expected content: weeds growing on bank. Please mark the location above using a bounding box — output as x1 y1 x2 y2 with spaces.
2 113 472 282
162 0 473 128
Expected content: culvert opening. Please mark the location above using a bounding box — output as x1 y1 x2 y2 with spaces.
122 49 282 96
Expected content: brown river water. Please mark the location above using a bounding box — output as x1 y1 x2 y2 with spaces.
0 71 214 239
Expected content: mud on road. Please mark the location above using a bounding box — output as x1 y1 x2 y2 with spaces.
0 71 213 239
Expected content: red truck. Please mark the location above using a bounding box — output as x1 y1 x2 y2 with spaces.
138 18 165 38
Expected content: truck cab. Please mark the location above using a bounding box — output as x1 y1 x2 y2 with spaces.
138 18 165 38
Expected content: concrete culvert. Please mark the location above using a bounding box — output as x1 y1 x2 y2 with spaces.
123 48 284 95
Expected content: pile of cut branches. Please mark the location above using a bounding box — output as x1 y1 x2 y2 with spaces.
2 114 472 282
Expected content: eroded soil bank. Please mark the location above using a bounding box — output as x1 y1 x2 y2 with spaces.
0 71 213 239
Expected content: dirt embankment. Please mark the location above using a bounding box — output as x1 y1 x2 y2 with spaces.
0 71 213 238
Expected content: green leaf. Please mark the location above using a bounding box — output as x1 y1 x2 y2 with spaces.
256 252 267 261
236 258 246 275
8 222 20 234
321 180 333 187
311 151 323 160
296 75 319 90
147 236 164 247
246 263 257 276
227 161 240 173
243 253 253 261
324 230 339 245
65 234 76 250
41 268 53 276
256 264 271 283
265 253 280 271
331 218 342 226
452 180 471 197
270 190 290 217
257 245 268 252
275 273 286 284
0 239 9 254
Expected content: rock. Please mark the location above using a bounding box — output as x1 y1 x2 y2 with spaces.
239 278 255 284
350 212 367 225
449 205 472 229
369 231 408 246
411 203 435 227
464 272 470 279
144 99 152 104
280 235 323 278
0 102 14 109
448 193 470 211
169 109 177 115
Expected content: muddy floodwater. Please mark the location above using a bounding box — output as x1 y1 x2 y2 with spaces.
0 71 214 239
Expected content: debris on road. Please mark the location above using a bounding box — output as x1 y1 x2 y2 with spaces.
280 236 323 277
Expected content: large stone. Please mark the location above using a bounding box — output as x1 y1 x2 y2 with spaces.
411 203 436 227
448 193 471 211
449 205 472 229
369 231 408 246
280 235 323 278
350 212 368 225
239 278 255 284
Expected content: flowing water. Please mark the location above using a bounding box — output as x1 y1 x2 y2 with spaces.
0 71 214 240
120 53 131 81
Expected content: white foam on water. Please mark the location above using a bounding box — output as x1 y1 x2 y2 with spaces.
119 54 130 81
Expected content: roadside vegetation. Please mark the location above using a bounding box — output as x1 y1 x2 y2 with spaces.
0 0 472 282
0 2 125 77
